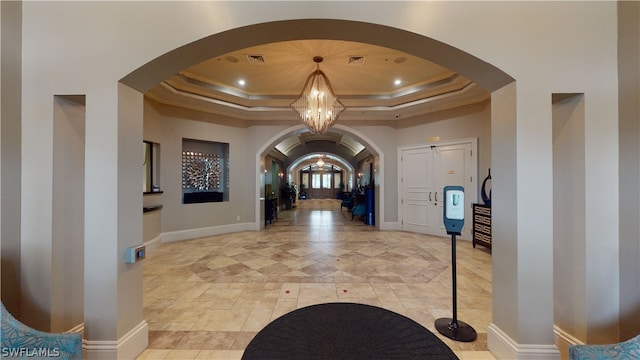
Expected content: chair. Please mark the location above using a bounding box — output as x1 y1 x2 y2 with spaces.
1 302 82 360
351 193 367 220
340 194 354 211
568 334 640 359
352 202 366 220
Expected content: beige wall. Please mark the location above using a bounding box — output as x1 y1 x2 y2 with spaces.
144 100 253 234
12 2 626 359
617 0 640 341
397 101 491 200
489 82 518 342
552 95 587 346
0 0 22 318
51 95 85 333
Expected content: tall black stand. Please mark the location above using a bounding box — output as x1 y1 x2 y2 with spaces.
435 232 477 342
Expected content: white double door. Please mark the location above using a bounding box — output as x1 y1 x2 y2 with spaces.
400 140 476 239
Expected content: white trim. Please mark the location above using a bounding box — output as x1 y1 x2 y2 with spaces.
553 325 583 346
380 221 400 231
83 320 148 360
143 234 162 252
553 325 583 359
488 323 561 360
399 137 479 152
65 323 84 335
160 222 255 243
398 137 478 238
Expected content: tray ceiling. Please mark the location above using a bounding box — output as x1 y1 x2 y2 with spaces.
146 39 490 158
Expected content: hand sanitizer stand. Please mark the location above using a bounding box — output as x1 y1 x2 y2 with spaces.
434 186 477 342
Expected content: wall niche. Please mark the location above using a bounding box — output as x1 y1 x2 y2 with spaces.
181 138 229 204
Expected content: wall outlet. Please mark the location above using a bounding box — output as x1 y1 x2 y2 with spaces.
236 215 240 221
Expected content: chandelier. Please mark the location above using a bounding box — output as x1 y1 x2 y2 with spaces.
316 156 325 168
290 56 346 134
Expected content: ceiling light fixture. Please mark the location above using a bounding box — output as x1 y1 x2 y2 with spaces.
290 56 346 134
316 156 325 168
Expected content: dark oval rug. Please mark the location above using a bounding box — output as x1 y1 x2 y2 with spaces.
242 302 459 360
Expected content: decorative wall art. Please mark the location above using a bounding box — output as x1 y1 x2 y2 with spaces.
181 139 229 204
182 151 221 191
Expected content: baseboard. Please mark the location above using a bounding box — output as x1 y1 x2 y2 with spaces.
160 222 255 243
553 325 583 360
488 323 561 360
65 322 84 336
380 221 400 230
143 234 162 252
157 221 402 243
83 320 148 360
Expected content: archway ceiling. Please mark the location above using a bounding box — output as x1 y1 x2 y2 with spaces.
146 39 489 158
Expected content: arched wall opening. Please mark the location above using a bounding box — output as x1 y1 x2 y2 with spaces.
122 19 513 93
255 124 384 229
286 153 356 194
121 19 513 229
287 154 356 178
118 17 517 357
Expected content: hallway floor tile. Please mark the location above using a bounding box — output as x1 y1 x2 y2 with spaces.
137 199 495 359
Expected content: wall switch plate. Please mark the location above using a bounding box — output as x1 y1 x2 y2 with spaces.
124 245 146 264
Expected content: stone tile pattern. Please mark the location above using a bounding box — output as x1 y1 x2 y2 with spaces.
137 199 495 360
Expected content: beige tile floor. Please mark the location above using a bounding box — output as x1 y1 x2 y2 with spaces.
137 199 496 360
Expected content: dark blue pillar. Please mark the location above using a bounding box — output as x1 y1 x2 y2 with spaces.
364 187 375 225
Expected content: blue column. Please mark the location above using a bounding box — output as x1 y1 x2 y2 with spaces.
364 188 375 225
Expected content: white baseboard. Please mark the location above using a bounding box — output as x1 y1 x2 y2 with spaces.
83 320 148 360
160 222 255 243
488 323 561 360
553 325 583 360
65 322 84 336
380 221 400 230
143 234 162 252
155 221 403 245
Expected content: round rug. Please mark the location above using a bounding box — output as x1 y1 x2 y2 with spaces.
242 302 459 360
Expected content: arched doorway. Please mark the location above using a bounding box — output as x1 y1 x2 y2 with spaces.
255 124 384 229
289 153 355 200
119 17 515 359
122 18 513 231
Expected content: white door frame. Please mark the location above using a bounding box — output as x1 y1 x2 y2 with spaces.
398 137 478 240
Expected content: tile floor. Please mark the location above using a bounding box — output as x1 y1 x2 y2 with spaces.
136 199 495 359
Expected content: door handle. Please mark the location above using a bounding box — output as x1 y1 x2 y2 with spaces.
429 192 432 201
435 192 438 202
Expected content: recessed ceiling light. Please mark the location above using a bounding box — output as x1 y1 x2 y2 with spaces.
238 79 246 86
394 79 402 86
